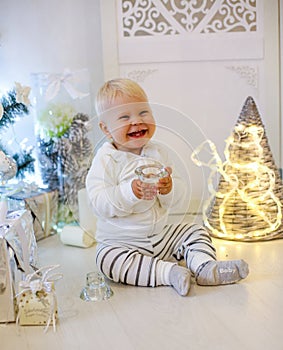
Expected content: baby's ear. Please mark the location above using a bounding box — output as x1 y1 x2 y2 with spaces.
165 167 172 175
99 121 109 135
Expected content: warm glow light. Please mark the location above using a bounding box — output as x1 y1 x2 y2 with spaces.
191 124 282 240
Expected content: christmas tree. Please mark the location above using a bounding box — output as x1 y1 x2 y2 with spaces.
0 83 35 178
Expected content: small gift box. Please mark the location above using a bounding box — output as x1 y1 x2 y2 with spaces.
7 186 58 241
0 207 38 322
17 265 62 332
0 235 18 322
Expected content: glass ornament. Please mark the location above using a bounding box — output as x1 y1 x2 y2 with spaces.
80 272 113 302
135 163 168 199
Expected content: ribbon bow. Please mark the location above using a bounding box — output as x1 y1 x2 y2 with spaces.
18 264 62 294
15 82 31 106
17 265 62 333
45 69 89 101
19 278 53 295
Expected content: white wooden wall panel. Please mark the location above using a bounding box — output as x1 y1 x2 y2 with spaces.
100 0 280 212
117 1 263 63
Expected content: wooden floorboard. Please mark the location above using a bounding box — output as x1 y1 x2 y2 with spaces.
1 224 283 350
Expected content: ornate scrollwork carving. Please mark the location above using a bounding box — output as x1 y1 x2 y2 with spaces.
126 69 158 82
226 65 258 88
121 0 257 36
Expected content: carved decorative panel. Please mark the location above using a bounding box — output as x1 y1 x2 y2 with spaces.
117 0 262 64
121 0 257 36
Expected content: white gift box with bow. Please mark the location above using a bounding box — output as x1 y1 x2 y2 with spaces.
0 203 37 323
17 265 62 332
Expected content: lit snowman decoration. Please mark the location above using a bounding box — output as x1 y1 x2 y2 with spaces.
0 150 17 184
191 124 282 239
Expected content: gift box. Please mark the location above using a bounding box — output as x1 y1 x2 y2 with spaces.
0 236 18 322
0 209 38 323
7 187 58 241
17 265 61 331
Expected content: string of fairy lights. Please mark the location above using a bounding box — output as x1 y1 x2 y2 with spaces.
191 123 282 241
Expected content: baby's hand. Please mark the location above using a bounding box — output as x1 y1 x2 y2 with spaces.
132 179 157 200
157 167 172 195
132 179 143 199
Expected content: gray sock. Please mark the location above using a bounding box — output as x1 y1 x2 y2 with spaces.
169 265 191 296
196 260 249 286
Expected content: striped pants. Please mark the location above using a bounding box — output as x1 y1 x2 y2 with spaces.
96 223 217 288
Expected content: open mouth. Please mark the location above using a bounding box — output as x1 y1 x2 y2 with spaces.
127 129 147 138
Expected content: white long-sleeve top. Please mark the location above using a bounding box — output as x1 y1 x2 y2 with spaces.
86 141 187 247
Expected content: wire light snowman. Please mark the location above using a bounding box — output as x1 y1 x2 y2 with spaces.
191 119 282 241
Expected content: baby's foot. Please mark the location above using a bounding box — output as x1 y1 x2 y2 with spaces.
196 260 249 286
169 265 191 296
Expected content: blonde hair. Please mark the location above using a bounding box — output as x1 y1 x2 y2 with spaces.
95 78 148 116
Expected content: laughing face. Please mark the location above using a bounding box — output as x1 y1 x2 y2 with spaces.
99 96 156 155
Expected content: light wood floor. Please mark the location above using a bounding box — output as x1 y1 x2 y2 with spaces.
1 223 283 350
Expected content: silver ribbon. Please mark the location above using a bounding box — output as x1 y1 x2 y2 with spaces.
0 200 8 293
0 199 8 223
